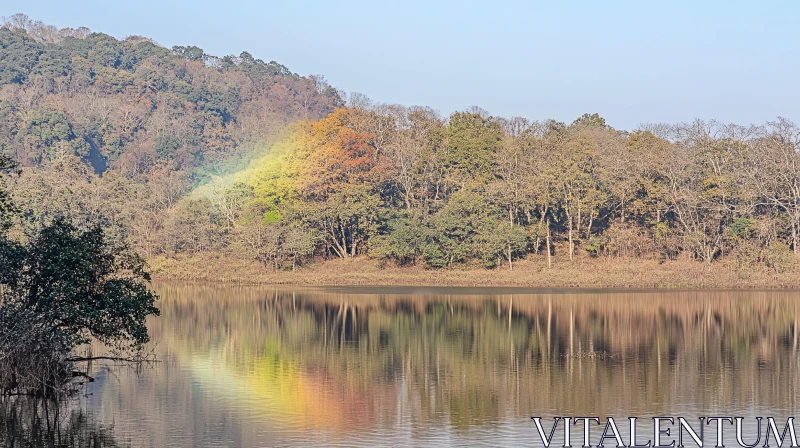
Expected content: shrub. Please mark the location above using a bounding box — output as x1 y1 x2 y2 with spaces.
0 220 159 396
765 241 794 273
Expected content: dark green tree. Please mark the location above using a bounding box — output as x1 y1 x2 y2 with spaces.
0 155 159 395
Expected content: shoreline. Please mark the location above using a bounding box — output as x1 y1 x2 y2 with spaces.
147 253 800 289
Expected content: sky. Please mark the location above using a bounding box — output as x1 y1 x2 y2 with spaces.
3 0 799 130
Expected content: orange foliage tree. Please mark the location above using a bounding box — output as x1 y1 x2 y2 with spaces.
290 108 393 258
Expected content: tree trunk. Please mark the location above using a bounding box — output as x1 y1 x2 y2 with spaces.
568 218 574 261
341 229 348 257
329 234 346 258
546 217 552 268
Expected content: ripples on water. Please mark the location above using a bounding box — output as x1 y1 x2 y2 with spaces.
3 285 800 447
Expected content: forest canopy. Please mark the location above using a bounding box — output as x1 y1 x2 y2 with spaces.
3 14 800 273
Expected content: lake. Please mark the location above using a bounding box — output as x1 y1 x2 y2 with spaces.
3 284 800 447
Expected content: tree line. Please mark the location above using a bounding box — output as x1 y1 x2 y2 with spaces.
218 104 800 271
3 15 800 273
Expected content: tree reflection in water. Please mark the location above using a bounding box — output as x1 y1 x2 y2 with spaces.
155 286 800 425
29 285 800 447
0 397 124 447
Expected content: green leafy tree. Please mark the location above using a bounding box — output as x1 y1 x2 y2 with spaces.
369 215 425 266
442 112 502 189
0 220 160 395
553 130 608 259
172 45 206 62
295 185 383 258
571 113 608 130
474 220 529 269
9 220 159 348
422 191 487 268
0 155 16 230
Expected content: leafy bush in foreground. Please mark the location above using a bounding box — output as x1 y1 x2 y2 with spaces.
0 155 159 396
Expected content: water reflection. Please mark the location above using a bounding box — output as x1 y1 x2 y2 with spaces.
0 397 124 447
78 286 800 446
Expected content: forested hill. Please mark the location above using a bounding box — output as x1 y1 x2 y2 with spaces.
3 14 800 279
0 13 341 177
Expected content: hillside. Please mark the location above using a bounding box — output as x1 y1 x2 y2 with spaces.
0 14 339 252
3 14 800 285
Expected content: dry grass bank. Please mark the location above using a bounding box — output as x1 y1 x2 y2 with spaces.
147 253 800 289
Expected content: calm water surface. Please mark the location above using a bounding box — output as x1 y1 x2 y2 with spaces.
4 284 800 447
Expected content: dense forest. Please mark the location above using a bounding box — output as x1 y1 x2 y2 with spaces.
3 14 800 273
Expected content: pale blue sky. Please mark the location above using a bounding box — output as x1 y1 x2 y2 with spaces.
4 0 798 130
